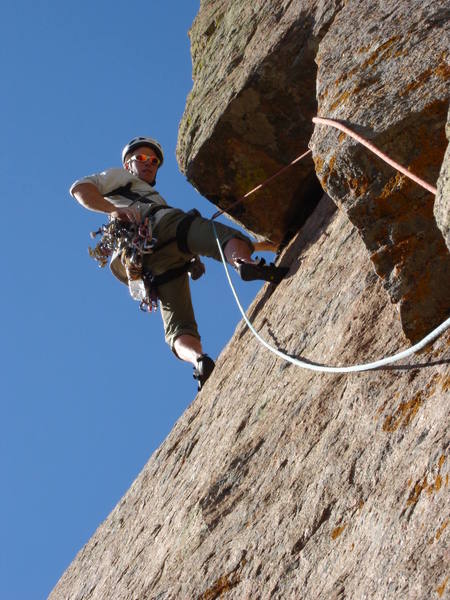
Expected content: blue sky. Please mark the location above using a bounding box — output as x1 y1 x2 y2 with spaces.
0 3 268 598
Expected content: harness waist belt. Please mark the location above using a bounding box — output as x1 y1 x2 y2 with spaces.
148 204 172 217
145 262 191 288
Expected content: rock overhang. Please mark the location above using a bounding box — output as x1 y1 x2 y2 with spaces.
178 0 450 341
177 0 343 243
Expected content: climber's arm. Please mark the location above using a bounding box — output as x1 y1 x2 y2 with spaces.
71 182 140 222
71 183 115 213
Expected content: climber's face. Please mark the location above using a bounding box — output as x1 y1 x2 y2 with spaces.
125 146 160 184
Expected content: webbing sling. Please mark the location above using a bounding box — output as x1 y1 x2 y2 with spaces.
106 183 173 219
106 182 160 204
105 182 175 248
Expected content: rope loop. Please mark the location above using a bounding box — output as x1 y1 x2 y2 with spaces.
213 222 449 372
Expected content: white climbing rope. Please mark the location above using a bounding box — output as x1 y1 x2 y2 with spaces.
213 222 450 373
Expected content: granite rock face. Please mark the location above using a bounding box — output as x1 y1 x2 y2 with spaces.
310 0 449 342
51 1 449 598
50 197 449 600
435 108 450 250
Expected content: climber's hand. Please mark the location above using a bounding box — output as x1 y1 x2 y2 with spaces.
111 205 142 223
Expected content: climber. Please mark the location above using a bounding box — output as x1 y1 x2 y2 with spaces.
70 136 288 389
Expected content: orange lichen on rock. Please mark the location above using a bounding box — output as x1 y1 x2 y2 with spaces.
200 574 238 599
331 524 347 539
329 90 351 112
406 455 447 507
407 476 429 506
199 558 247 600
437 576 448 598
435 60 450 80
312 153 337 189
435 520 448 541
312 154 324 175
328 155 336 173
398 68 433 97
427 474 442 495
347 174 370 196
327 36 403 100
378 173 407 201
360 36 400 69
382 394 422 432
425 455 447 496
399 54 449 97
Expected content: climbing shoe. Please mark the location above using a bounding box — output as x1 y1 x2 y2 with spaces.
193 354 215 391
236 258 289 284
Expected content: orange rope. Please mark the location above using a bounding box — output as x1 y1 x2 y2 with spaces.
211 149 312 220
312 116 437 194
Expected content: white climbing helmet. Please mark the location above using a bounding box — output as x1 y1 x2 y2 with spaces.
121 136 164 166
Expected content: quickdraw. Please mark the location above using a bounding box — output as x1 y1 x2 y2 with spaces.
89 217 158 312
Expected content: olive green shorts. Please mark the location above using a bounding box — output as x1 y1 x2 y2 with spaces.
142 209 253 354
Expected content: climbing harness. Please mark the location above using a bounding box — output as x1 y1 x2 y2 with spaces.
89 209 206 312
105 182 158 204
211 116 449 372
139 257 206 312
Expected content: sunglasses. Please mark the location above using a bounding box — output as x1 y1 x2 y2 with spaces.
128 154 161 166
